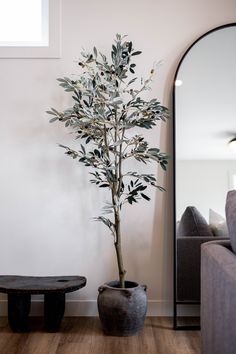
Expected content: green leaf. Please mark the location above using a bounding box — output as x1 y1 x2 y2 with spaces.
111 98 123 105
139 185 147 191
95 216 114 230
49 117 58 123
160 163 167 171
99 52 107 62
141 193 150 201
94 149 100 157
131 51 142 56
127 197 133 204
58 144 69 149
157 186 166 192
148 148 160 153
127 77 137 86
93 47 97 57
51 108 60 114
81 144 85 154
72 95 80 103
46 110 56 115
128 41 132 53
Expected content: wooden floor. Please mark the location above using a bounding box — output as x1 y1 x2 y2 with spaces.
0 317 200 354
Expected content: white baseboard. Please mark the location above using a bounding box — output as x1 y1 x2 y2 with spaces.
0 299 173 317
0 299 199 317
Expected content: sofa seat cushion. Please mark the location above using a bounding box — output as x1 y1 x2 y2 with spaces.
177 206 213 237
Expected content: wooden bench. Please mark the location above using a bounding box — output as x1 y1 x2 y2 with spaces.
0 275 86 332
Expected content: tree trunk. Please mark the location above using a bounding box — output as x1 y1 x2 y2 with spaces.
112 123 126 288
114 209 126 288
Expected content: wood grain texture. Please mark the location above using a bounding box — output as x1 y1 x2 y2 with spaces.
0 275 86 294
0 317 200 354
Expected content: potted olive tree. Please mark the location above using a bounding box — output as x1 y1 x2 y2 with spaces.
47 34 169 336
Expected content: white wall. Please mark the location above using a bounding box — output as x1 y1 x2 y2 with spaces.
0 0 235 316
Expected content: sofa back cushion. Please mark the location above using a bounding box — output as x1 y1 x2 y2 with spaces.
209 208 229 237
177 206 213 237
225 190 236 253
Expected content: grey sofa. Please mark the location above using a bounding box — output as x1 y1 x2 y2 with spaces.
201 190 236 354
201 240 236 354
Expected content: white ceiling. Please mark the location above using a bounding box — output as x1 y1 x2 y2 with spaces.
176 25 236 160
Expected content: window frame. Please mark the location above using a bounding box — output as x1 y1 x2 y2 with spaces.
0 0 61 58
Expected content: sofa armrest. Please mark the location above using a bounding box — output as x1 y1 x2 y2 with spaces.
201 240 236 354
177 236 228 301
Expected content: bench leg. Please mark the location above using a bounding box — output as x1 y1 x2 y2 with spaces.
44 293 65 331
8 293 31 332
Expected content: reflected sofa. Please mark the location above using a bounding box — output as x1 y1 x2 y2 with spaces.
177 235 227 301
177 206 228 302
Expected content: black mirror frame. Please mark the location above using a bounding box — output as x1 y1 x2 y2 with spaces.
172 22 236 330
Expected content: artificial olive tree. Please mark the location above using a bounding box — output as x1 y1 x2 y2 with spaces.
47 34 169 288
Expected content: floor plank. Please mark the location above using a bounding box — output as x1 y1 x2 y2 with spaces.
0 317 200 354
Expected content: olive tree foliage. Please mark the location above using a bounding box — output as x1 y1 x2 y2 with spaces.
47 34 169 288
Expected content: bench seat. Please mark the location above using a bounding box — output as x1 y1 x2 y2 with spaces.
0 275 87 332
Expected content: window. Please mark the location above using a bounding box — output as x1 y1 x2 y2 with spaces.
0 0 61 58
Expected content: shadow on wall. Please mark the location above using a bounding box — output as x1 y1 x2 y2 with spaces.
150 64 176 315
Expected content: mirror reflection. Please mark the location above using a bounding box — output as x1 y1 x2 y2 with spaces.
174 24 236 327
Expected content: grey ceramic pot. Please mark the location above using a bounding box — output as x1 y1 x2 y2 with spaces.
97 280 147 336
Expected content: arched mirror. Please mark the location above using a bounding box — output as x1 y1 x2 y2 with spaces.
173 23 236 329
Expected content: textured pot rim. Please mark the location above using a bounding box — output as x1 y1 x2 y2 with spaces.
98 280 147 293
104 280 140 290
